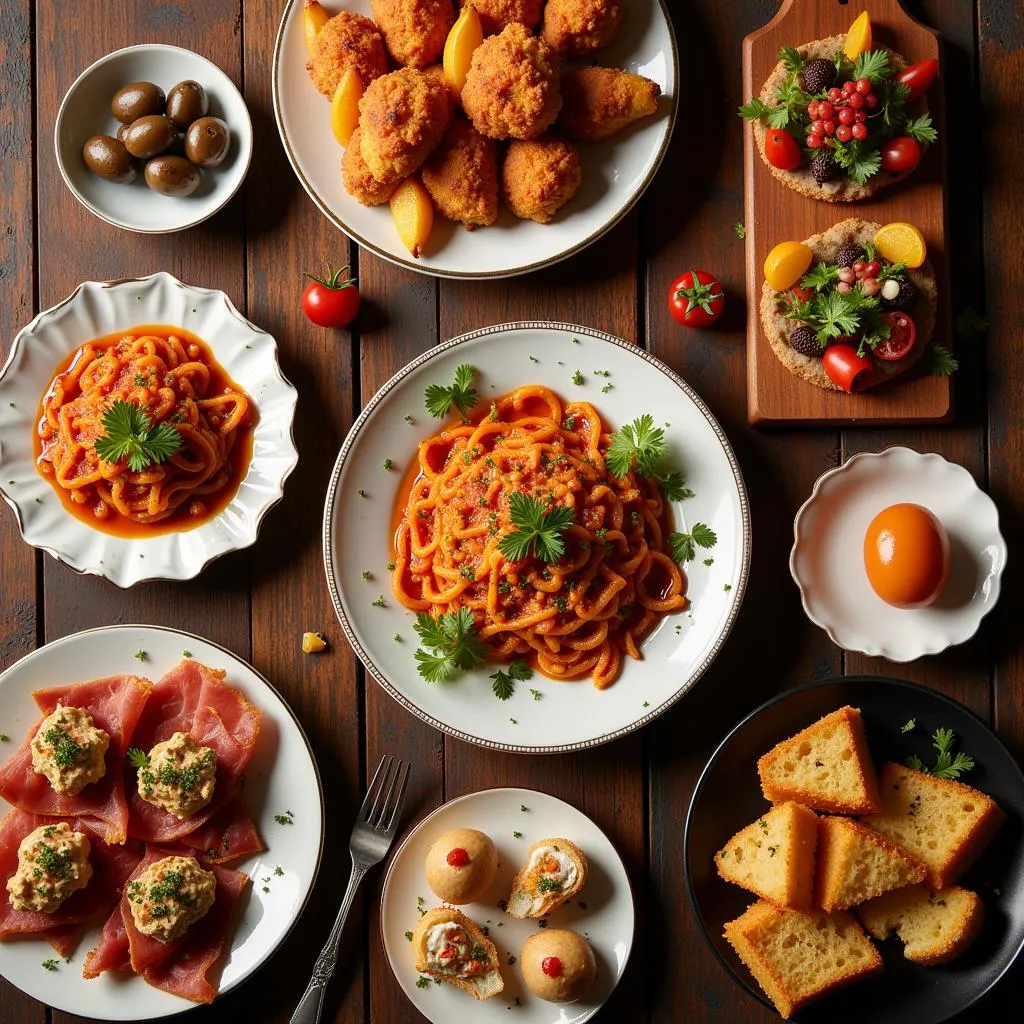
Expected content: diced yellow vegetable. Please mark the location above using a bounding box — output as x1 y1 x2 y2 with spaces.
302 631 328 654
844 12 872 60
443 5 483 97
330 68 363 147
764 241 814 291
303 0 331 57
390 178 434 259
874 223 927 268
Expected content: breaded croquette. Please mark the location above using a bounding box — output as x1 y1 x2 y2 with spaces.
558 66 661 142
342 127 400 206
461 0 543 36
501 134 582 223
306 11 390 98
541 0 622 58
422 119 499 228
372 0 455 68
462 24 561 140
358 67 451 185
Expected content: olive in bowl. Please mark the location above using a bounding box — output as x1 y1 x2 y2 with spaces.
111 81 165 124
144 155 202 197
184 117 230 169
166 80 209 131
82 135 138 184
123 114 178 160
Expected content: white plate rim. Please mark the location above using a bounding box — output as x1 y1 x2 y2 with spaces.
270 0 679 279
379 785 635 1023
0 271 300 587
789 446 1007 660
0 622 325 1020
321 320 752 753
54 43 254 235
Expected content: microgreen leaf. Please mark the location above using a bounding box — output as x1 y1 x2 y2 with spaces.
490 658 533 700
125 747 150 770
657 471 694 502
668 523 717 563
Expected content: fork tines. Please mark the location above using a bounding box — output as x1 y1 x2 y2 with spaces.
361 755 411 834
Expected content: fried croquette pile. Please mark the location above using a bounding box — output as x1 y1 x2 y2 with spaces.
305 0 664 252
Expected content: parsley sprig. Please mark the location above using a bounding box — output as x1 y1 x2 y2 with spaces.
906 726 975 780
125 747 150 769
783 284 891 355
497 493 575 564
413 608 487 683
669 523 718 563
490 658 533 700
424 364 478 420
94 400 182 472
606 414 665 478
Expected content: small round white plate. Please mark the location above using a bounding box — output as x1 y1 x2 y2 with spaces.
790 446 1007 661
381 787 633 1023
55 44 253 234
322 322 750 752
0 624 323 1020
0 272 299 588
272 0 677 278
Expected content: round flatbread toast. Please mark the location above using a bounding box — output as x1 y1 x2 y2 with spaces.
760 218 938 392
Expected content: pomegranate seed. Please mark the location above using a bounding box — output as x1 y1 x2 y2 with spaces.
837 282 852 295
853 261 866 274
865 93 879 109
806 134 824 149
838 268 856 284
862 278 881 297
838 108 855 126
810 119 825 134
823 120 836 136
856 77 873 94
842 81 855 96
865 261 881 278
828 87 842 102
851 122 868 140
836 124 853 142
807 100 820 119
847 92 865 110
854 110 868 123
817 101 834 120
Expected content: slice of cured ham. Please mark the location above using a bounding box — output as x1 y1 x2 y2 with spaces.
0 808 142 947
126 661 261 844
178 794 266 865
81 904 131 978
0 675 152 844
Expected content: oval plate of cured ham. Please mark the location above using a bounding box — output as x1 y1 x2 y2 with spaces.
0 624 323 1019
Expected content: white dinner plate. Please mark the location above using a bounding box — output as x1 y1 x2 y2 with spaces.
0 272 299 587
0 625 323 1020
381 787 633 1022
790 446 1007 661
323 322 750 751
272 0 678 278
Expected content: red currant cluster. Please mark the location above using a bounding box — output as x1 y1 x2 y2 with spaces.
805 77 880 149
837 258 882 296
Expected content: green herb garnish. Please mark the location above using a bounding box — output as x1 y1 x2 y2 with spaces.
606 414 666 478
536 877 561 893
93 400 182 472
425 363 477 420
900 719 917 734
497 493 574 564
43 725 83 769
126 747 150 769
668 523 718 563
490 659 532 701
906 727 975 780
413 608 487 684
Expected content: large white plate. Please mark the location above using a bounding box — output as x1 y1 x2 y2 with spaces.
381 787 633 1022
272 0 678 278
0 624 323 1021
323 322 750 751
0 272 299 587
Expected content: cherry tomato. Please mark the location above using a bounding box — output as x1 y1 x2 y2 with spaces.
880 136 922 173
668 270 725 328
895 59 939 103
764 129 802 171
446 847 470 867
302 263 361 327
874 312 917 361
788 286 814 304
823 344 874 392
541 957 563 978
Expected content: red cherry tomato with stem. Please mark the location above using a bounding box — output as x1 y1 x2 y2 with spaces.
823 344 874 392
764 129 802 171
880 136 923 173
302 263 361 327
895 59 939 103
874 312 917 361
668 270 725 328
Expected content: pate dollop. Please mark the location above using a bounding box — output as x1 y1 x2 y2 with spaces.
6 821 93 913
30 704 109 795
137 731 217 819
126 854 217 942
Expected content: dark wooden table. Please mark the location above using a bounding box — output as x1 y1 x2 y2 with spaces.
1 1 1020 1021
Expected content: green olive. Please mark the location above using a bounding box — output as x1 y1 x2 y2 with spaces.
165 80 209 131
111 82 166 125
144 155 202 197
123 115 178 159
82 135 138 184
184 117 230 169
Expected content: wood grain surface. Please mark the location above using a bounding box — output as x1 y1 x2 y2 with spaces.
743 0 953 425
0 2 1021 1023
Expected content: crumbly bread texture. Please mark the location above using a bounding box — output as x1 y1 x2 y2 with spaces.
506 837 588 919
714 801 818 909
411 906 504 999
758 707 882 815
861 763 1005 888
759 218 938 392
856 884 985 965
815 816 926 911
751 37 919 203
724 900 883 1019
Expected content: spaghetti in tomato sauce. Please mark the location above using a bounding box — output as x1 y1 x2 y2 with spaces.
35 326 254 536
391 385 688 689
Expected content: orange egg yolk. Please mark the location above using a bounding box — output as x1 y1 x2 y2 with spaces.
863 503 950 608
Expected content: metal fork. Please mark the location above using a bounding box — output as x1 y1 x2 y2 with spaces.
290 755 411 1024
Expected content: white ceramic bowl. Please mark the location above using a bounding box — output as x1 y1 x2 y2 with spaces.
55 44 253 233
790 447 1007 661
0 272 298 587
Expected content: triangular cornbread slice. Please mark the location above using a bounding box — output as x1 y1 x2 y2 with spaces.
815 816 926 911
857 884 984 964
757 707 881 814
714 802 818 909
861 763 1005 888
724 901 883 1020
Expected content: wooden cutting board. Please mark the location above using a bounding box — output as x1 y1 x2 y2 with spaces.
743 0 952 426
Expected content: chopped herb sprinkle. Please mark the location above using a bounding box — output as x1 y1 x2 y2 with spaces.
274 810 295 825
513 831 522 839
361 570 372 580
134 650 148 662
42 958 59 971
372 595 386 607
382 458 394 471
571 370 584 386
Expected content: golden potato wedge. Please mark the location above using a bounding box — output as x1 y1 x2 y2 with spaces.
390 177 434 258
330 68 363 146
443 5 483 97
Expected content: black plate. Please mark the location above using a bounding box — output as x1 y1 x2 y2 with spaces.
684 677 1024 1024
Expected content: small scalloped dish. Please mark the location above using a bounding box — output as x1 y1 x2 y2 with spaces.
790 447 1006 661
0 272 298 587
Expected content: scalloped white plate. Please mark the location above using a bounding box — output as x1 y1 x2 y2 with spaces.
0 273 298 587
790 447 1006 661
272 0 677 278
323 322 750 752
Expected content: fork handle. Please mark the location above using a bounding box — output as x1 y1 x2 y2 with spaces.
289 859 369 1024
